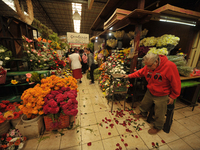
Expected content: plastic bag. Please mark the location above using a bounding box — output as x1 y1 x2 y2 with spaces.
177 66 193 77
167 55 185 62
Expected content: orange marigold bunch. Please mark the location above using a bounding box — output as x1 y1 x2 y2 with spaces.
41 75 78 91
19 84 51 118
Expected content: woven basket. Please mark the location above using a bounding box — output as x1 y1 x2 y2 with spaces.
0 120 11 136
0 70 7 84
44 114 69 131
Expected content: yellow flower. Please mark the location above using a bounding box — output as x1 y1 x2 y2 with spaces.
11 80 18 84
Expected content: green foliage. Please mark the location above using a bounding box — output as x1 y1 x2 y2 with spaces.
29 72 44 83
87 42 94 52
49 32 59 42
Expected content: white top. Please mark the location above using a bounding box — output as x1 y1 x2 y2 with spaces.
69 53 82 70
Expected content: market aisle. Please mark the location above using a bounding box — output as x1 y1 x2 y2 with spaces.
22 74 200 150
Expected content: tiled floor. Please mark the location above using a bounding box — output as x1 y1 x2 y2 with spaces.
23 74 200 150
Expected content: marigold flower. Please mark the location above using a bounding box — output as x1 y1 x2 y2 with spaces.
11 80 18 84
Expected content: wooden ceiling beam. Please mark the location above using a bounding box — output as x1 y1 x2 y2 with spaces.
32 0 59 34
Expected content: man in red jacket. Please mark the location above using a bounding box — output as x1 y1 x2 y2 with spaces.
124 53 181 134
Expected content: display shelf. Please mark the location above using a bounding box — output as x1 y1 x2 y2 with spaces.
7 70 50 77
153 4 200 21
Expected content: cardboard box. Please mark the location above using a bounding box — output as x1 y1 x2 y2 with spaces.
16 116 44 139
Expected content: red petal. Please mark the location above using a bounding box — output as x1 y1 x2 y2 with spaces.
124 143 128 147
152 142 155 146
108 132 111 135
121 139 124 142
135 135 138 138
106 127 108 129
116 143 120 146
87 142 92 146
161 140 165 143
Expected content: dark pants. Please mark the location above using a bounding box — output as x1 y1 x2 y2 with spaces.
82 62 88 73
90 63 95 83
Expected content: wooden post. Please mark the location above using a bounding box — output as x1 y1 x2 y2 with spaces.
130 0 145 73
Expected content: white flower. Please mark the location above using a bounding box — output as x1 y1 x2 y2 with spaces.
5 57 10 60
10 137 19 142
18 143 24 149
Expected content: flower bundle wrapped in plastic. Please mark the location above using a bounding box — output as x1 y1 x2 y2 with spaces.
156 34 180 47
107 39 118 48
0 129 26 150
140 37 157 47
113 30 125 40
147 47 168 55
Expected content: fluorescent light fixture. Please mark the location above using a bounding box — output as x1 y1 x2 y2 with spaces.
110 27 113 30
95 40 98 42
159 16 196 26
95 37 98 39
2 0 28 15
109 33 112 36
72 3 82 33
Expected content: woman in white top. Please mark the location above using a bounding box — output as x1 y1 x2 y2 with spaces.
68 48 82 83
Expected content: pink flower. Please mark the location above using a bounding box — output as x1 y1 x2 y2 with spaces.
38 60 40 63
26 73 32 78
30 60 32 62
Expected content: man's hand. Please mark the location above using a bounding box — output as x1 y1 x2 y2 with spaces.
88 67 90 71
168 97 174 105
123 75 129 78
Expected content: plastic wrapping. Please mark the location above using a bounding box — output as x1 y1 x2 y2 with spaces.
177 66 193 77
167 55 185 62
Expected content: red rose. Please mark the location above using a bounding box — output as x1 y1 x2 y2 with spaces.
0 103 7 108
87 142 92 146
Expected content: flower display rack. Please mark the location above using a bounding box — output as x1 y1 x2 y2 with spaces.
0 15 38 71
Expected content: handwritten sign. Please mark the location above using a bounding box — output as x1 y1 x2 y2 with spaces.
67 32 89 44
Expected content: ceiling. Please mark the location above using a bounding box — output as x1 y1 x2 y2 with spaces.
0 0 200 38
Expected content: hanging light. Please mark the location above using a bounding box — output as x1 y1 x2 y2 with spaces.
73 9 81 20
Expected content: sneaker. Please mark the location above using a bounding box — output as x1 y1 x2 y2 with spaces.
133 113 146 119
148 127 160 134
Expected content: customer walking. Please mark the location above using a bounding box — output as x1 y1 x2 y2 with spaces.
85 48 95 84
124 53 181 134
69 49 82 83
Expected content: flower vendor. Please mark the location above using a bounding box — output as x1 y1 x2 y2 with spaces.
68 49 82 83
124 53 181 134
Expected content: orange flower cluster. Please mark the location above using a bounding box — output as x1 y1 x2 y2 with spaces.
19 84 51 118
40 75 78 91
19 75 78 118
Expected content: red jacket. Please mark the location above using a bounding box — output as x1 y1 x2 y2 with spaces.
128 55 181 99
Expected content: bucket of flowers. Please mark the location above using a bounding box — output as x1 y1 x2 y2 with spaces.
41 75 78 131
0 129 27 150
0 100 23 135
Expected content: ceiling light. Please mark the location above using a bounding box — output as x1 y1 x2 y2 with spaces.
73 9 81 20
159 16 196 26
95 40 98 42
109 33 112 36
110 27 113 30
95 37 98 39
